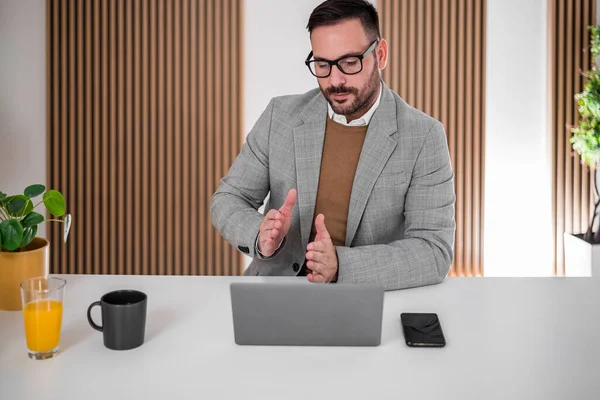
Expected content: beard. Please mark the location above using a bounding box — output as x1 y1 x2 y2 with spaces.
320 64 381 120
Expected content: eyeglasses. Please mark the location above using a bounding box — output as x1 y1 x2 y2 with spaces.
305 40 378 78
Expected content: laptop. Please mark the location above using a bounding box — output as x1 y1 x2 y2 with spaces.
230 282 385 346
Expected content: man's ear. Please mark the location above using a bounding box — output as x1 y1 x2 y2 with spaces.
376 38 388 70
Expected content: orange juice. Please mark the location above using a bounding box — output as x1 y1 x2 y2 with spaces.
23 300 63 352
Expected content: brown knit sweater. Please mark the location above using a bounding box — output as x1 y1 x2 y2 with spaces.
299 117 368 275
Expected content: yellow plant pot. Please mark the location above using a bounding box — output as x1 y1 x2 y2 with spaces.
0 238 49 311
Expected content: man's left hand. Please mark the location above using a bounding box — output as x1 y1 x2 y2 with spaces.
305 214 338 283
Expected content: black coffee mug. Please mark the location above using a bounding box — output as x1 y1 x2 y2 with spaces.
87 290 147 350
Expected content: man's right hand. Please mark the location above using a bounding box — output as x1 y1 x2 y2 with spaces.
257 189 297 257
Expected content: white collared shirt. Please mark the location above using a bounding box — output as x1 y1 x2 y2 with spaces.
327 83 383 126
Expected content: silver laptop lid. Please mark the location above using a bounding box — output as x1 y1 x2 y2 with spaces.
230 282 384 346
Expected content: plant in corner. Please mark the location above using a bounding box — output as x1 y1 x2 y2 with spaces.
0 184 72 311
571 25 600 243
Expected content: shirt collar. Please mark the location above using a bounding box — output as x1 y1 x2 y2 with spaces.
327 83 383 126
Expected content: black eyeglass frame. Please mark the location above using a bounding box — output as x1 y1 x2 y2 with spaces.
304 39 379 78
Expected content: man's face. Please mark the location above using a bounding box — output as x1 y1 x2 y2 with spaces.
309 19 385 122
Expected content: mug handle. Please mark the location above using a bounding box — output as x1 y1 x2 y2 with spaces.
87 301 103 332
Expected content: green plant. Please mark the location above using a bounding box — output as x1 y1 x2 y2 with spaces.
571 26 600 242
0 185 72 252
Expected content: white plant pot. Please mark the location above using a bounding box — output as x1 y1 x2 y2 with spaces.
563 233 600 277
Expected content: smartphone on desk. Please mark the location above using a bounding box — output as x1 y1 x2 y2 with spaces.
401 313 446 348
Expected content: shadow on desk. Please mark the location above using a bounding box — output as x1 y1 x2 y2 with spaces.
145 307 182 343
61 322 93 352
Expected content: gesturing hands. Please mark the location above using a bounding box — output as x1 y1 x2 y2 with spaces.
305 214 338 283
257 189 297 257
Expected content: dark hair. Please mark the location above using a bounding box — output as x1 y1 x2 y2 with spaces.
307 0 380 41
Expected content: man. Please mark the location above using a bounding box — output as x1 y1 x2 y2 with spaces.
211 0 455 291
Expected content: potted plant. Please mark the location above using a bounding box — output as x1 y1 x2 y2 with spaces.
0 184 71 311
565 25 600 276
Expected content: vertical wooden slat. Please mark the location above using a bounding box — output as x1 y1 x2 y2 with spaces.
222 0 231 275
51 0 60 273
47 0 244 276
117 0 125 274
134 0 142 276
76 0 84 274
166 0 174 275
60 0 68 273
126 0 134 275
234 0 245 274
190 0 198 276
423 0 432 116
207 0 215 275
101 0 109 275
408 0 416 105
148 0 157 275
157 0 166 275
464 0 473 276
455 0 465 276
449 0 457 224
441 0 449 169
380 0 486 276
182 0 190 276
432 0 441 121
217 1 223 275
109 0 117 275
67 0 75 274
174 0 182 275
149 0 158 275
85 0 93 273
93 0 100 274
199 0 207 274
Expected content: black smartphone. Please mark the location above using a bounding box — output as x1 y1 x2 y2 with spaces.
401 313 446 347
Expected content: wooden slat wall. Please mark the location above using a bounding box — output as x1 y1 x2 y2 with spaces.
46 0 244 275
549 0 596 276
379 0 486 277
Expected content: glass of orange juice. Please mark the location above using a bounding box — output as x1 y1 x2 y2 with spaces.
20 276 66 360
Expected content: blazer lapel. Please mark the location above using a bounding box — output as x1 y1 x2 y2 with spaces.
293 94 327 248
345 86 399 246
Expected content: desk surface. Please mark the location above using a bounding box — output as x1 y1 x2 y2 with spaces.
1 275 599 400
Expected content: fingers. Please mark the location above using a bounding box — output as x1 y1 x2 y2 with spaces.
262 218 282 233
306 241 325 252
305 260 325 275
305 251 326 265
307 272 327 284
314 214 330 238
279 189 297 214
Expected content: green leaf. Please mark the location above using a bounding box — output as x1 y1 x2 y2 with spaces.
5 195 34 218
22 212 44 228
24 184 46 199
0 191 6 201
20 225 38 248
43 190 66 217
6 196 26 216
0 219 24 251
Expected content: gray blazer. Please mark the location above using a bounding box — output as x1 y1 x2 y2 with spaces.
211 85 456 290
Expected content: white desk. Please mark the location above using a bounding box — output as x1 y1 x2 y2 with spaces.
1 275 599 399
